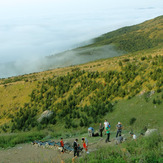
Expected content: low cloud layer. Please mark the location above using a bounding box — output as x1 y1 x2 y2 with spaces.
0 45 124 78
0 0 163 78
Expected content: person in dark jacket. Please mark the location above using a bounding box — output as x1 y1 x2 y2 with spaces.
99 123 104 137
73 139 79 157
116 122 122 137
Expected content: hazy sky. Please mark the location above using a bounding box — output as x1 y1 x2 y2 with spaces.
0 0 163 64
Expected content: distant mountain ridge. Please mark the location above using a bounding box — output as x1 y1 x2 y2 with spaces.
43 16 163 72
88 15 163 52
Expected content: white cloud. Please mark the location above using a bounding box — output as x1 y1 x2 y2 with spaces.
0 0 163 77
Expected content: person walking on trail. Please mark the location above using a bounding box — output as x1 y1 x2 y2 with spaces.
73 139 79 157
60 138 64 153
116 122 122 137
105 124 111 143
104 119 109 135
99 123 104 137
82 137 88 152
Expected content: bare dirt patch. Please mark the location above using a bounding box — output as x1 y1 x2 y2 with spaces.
0 143 72 163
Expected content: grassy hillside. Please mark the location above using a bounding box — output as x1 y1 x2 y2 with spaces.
0 50 162 133
104 91 163 133
89 15 163 52
0 16 162 134
72 133 162 163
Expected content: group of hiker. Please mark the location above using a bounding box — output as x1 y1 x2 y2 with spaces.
60 120 124 157
60 137 88 157
89 120 123 143
59 120 137 157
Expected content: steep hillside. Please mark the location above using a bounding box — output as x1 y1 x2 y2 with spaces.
0 16 162 133
0 49 162 132
89 15 163 52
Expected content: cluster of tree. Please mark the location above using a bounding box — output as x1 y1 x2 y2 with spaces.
150 68 162 81
0 123 9 133
1 76 27 85
10 54 163 131
153 94 163 105
11 105 57 131
11 103 38 131
149 56 163 91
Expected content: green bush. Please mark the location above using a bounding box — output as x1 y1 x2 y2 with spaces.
129 117 136 125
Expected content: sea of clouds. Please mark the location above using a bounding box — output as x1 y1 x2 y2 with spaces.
0 0 162 78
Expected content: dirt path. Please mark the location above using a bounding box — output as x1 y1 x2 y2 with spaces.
0 143 73 163
0 137 114 163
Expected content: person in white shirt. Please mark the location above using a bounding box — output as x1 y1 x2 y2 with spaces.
104 119 109 134
133 134 137 140
104 119 109 128
130 132 137 140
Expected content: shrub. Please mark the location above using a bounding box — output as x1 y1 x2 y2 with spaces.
119 61 123 66
123 58 130 62
157 88 161 93
129 117 136 125
157 99 161 105
141 56 146 61
153 99 157 104
144 92 150 102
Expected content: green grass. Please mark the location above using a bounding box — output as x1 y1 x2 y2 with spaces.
102 91 163 133
67 132 162 163
0 131 46 149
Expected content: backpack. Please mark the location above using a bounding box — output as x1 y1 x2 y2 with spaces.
73 141 77 149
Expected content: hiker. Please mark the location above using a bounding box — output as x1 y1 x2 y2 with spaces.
104 119 109 134
60 138 64 153
116 122 122 137
73 139 79 157
130 132 137 140
99 123 104 137
82 137 88 152
105 124 111 143
88 127 94 137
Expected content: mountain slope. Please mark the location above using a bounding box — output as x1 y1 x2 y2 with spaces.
89 15 163 52
0 16 162 133
43 16 163 71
